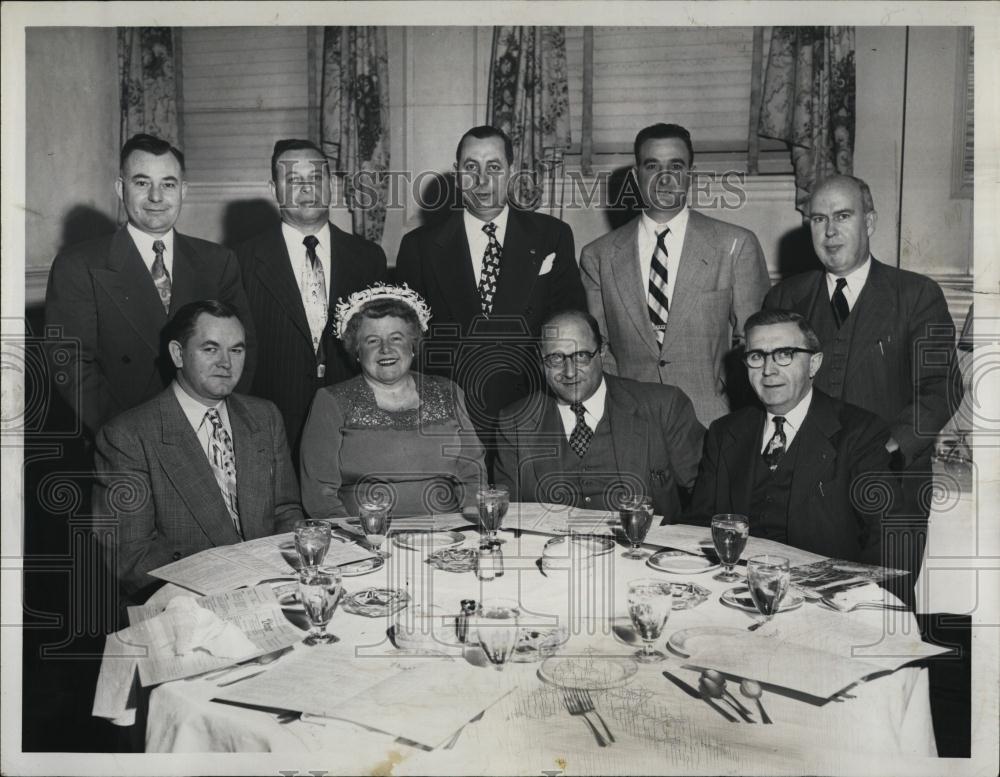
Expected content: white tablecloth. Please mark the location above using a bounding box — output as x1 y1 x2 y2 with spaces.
137 519 940 772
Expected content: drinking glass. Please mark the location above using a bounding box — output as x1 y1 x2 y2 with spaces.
619 495 654 559
298 565 343 645
359 501 391 558
627 579 673 663
294 520 331 570
711 514 750 582
477 485 510 545
475 598 520 671
746 555 791 625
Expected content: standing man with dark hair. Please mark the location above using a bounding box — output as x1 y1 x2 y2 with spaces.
45 133 256 438
237 139 387 462
93 300 302 603
580 122 770 427
396 125 586 466
764 174 963 580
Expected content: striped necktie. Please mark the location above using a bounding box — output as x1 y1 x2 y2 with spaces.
648 228 670 345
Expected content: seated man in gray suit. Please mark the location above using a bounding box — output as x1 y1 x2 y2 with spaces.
688 309 899 564
494 309 704 521
580 123 770 427
93 300 303 602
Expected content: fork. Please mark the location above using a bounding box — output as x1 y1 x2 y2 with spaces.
820 598 909 613
578 689 615 743
562 690 607 747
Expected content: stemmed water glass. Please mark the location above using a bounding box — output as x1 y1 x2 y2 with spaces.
746 555 791 628
359 501 391 558
711 514 750 582
477 485 510 545
298 565 343 645
626 578 673 663
475 598 520 671
294 520 332 570
619 495 654 559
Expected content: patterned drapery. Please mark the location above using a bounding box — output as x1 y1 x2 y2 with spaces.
118 28 179 146
487 27 571 211
321 26 390 244
758 27 856 212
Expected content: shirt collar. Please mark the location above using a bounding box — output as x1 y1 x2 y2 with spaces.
826 254 872 291
640 206 689 240
464 203 510 236
127 223 174 256
171 380 226 429
282 221 331 251
766 387 813 433
557 375 607 417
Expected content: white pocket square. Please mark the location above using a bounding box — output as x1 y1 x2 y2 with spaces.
538 252 556 276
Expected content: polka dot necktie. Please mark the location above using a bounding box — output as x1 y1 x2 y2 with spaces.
478 222 502 316
569 401 593 458
205 407 242 538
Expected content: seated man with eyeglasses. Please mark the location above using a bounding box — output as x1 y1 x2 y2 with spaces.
494 309 704 520
687 308 898 563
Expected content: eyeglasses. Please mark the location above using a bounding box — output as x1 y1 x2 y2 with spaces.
542 348 600 368
743 347 816 368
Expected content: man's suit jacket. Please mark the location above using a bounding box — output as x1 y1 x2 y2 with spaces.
687 390 896 565
764 258 962 468
580 210 769 426
45 227 256 437
395 208 587 444
494 374 704 522
237 223 387 457
93 388 303 600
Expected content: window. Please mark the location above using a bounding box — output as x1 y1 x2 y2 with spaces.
951 27 973 198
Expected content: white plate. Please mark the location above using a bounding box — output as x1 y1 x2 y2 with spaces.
720 586 804 613
646 549 720 574
668 626 746 658
392 530 466 551
338 556 385 577
538 655 638 689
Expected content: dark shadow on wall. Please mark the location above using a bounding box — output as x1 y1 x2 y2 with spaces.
58 206 118 253
414 171 462 228
602 166 644 232
221 199 281 249
774 223 822 278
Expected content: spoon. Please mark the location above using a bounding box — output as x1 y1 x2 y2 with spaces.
739 679 772 724
701 671 754 722
696 676 738 722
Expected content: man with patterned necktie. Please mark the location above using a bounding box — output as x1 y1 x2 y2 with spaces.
45 133 256 440
688 309 898 565
238 139 387 463
494 309 703 521
92 300 302 603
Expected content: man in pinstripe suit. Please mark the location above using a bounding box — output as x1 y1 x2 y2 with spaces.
93 300 303 603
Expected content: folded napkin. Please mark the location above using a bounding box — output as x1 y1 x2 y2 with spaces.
154 596 258 658
824 582 890 612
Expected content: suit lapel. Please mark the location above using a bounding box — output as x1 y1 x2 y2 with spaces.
788 392 839 507
254 228 313 343
661 211 715 354
609 219 659 357
156 390 242 547
168 233 199 318
845 259 897 384
91 228 167 354
430 212 481 326
328 222 368 305
491 209 543 315
722 410 764 510
228 395 270 540
603 378 646 479
533 398 567 487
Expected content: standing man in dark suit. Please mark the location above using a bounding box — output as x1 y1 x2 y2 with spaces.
93 300 302 603
689 309 897 565
764 175 962 578
580 123 770 427
495 309 703 521
237 139 387 462
45 133 256 439
395 126 587 464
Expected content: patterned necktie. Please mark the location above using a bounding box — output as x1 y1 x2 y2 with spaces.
831 277 851 328
478 222 502 316
763 416 787 472
569 401 593 458
204 407 242 538
151 239 171 313
302 235 328 355
648 228 670 346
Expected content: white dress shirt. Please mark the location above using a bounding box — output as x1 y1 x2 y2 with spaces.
128 223 174 277
761 388 813 453
555 377 608 439
464 204 510 285
172 381 233 463
282 221 332 298
636 207 689 311
825 255 872 312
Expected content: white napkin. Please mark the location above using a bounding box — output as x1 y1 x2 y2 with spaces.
824 582 888 612
155 596 258 658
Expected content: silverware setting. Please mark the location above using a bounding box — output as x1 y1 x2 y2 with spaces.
739 679 772 724
662 668 772 724
562 688 609 746
701 670 755 722
820 597 910 613
201 646 292 683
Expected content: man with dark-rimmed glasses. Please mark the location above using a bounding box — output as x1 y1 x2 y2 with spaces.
688 308 900 564
494 309 704 521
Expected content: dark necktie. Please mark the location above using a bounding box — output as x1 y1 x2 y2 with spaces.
648 228 670 346
763 416 787 472
205 407 242 538
302 235 329 376
478 222 502 316
151 239 171 313
569 401 593 458
831 277 850 328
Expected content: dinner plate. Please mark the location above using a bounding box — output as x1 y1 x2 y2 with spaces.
338 556 385 577
646 549 720 575
538 655 638 689
668 626 746 658
392 531 466 551
720 586 804 613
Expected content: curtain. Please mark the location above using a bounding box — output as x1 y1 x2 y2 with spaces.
487 27 571 211
118 28 179 145
758 27 856 212
321 27 390 244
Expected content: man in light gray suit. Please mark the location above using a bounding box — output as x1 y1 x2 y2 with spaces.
580 123 770 425
93 300 302 602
